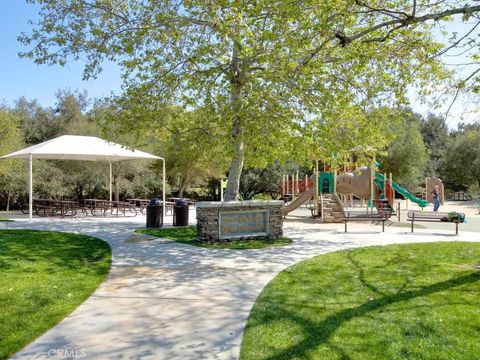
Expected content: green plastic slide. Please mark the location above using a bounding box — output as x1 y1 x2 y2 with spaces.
375 173 428 208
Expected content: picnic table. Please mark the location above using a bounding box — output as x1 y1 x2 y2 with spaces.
446 192 472 201
84 199 138 217
128 198 176 215
127 198 150 214
34 199 77 217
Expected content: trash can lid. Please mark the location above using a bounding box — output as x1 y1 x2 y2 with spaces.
175 198 188 206
149 198 161 206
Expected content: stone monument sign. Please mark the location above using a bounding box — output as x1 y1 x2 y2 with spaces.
196 201 283 242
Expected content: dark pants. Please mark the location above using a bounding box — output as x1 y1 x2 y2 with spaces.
433 198 440 211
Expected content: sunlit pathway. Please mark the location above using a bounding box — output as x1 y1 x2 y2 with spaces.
7 214 480 360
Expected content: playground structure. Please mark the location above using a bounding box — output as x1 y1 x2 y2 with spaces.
282 162 443 222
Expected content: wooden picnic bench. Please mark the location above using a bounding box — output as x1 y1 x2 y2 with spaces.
127 198 176 215
127 198 150 214
407 211 464 235
343 211 389 232
34 199 58 217
34 199 77 217
84 199 138 217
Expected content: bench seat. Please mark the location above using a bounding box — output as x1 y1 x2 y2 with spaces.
343 211 388 232
407 211 464 234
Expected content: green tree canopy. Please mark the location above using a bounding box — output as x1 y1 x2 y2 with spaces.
441 126 480 190
378 109 428 186
20 0 480 199
420 113 449 177
0 109 27 210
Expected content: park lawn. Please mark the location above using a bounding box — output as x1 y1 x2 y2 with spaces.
241 242 480 360
0 230 111 360
136 226 292 249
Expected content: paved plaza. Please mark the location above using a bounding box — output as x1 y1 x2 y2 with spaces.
4 201 480 359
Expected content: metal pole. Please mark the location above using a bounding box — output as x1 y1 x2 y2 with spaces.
296 170 299 195
315 159 320 219
425 177 428 201
371 159 375 215
220 179 224 201
291 174 294 196
109 161 112 202
389 173 393 197
29 154 33 222
162 158 166 220
333 169 337 194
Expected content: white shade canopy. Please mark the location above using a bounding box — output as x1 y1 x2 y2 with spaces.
0 135 162 162
0 135 165 221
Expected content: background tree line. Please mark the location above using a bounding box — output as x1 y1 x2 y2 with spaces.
19 0 480 200
1 89 478 211
0 90 229 210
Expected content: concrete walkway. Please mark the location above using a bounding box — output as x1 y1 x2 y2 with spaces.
7 214 480 360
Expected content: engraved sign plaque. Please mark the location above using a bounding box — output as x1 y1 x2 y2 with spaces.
219 210 269 239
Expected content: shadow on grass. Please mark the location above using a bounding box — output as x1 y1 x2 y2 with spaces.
0 230 111 275
258 271 480 360
135 226 293 250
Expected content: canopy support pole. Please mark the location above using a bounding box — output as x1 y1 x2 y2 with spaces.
109 161 112 202
162 158 166 220
29 154 33 222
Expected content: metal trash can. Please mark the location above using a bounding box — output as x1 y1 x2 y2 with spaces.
173 199 189 226
146 198 163 228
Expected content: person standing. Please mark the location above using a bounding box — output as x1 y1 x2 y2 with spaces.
432 185 440 212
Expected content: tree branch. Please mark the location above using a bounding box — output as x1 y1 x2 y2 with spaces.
345 5 480 45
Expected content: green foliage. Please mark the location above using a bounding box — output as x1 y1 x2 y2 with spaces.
0 110 27 209
420 113 449 177
378 109 428 186
136 226 292 249
20 0 469 198
0 92 168 208
240 162 308 198
241 242 480 360
0 110 24 174
98 103 229 197
0 230 111 360
441 126 480 190
304 105 400 169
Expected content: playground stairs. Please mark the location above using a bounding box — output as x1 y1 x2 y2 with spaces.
321 194 344 223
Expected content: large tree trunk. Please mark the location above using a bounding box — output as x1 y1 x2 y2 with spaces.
178 175 189 198
224 115 244 200
224 42 244 201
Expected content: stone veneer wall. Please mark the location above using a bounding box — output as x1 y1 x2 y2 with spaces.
196 201 283 242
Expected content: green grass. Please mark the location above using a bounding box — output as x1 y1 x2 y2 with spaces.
0 230 111 360
136 226 292 249
0 218 13 222
241 242 480 360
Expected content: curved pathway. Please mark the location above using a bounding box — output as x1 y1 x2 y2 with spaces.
7 216 480 360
